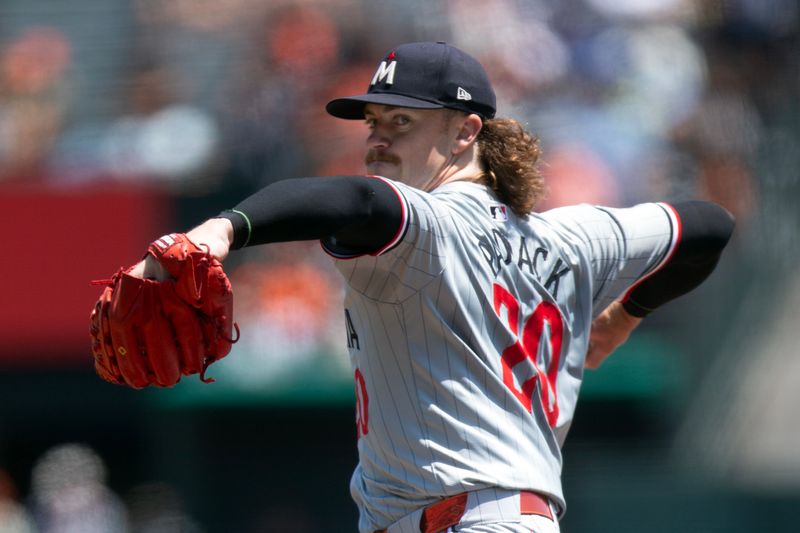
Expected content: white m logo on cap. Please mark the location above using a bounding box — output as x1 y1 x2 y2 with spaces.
371 60 397 85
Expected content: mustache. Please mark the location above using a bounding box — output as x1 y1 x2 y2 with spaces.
365 150 401 166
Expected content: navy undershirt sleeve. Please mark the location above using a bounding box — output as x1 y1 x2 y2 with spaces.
216 175 404 254
622 201 735 317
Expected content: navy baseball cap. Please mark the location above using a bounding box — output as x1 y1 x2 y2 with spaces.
326 41 496 120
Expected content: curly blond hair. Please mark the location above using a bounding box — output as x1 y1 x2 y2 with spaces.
477 118 544 217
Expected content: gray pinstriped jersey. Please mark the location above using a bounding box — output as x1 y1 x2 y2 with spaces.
323 178 679 533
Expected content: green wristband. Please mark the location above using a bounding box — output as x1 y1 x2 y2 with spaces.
230 209 252 248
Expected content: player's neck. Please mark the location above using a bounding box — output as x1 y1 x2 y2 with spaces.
425 146 483 192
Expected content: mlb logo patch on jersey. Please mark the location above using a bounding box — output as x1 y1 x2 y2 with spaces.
489 204 508 222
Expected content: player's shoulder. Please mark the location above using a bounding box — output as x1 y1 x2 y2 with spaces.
539 201 671 223
535 202 675 245
435 181 505 216
388 179 499 221
396 179 490 204
533 203 613 236
537 203 609 222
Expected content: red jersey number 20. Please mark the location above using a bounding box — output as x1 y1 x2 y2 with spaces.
354 368 369 438
493 283 563 427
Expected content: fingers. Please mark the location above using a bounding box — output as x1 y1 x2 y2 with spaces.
585 302 642 369
108 327 150 388
160 282 206 377
584 343 607 369
584 314 614 369
108 321 151 389
138 300 182 387
206 267 235 358
107 276 156 389
90 289 125 385
97 275 207 388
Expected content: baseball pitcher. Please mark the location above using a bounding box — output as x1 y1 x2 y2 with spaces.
91 42 734 533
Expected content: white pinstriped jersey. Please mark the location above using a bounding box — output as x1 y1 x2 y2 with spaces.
323 178 679 533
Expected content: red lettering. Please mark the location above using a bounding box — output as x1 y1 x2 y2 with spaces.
354 368 369 438
493 283 563 427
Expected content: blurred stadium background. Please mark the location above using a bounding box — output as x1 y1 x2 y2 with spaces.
0 0 798 531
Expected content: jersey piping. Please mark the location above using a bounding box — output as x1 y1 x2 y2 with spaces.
620 202 681 303
320 175 411 260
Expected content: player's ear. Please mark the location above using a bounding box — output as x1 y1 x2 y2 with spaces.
451 113 483 155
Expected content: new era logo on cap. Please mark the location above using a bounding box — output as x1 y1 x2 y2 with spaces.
326 42 497 120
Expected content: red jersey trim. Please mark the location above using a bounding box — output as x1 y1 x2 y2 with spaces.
621 202 682 303
368 175 409 256
319 175 410 260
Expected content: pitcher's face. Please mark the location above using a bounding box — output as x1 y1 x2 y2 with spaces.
363 104 458 191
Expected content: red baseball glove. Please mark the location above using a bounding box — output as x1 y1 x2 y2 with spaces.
90 233 238 388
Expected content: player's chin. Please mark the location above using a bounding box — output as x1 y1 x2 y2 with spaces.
366 161 399 179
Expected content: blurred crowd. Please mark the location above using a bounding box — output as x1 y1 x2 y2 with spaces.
0 0 798 529
0 443 199 533
1 0 796 210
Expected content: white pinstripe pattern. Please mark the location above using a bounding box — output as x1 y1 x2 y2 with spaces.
331 181 674 533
